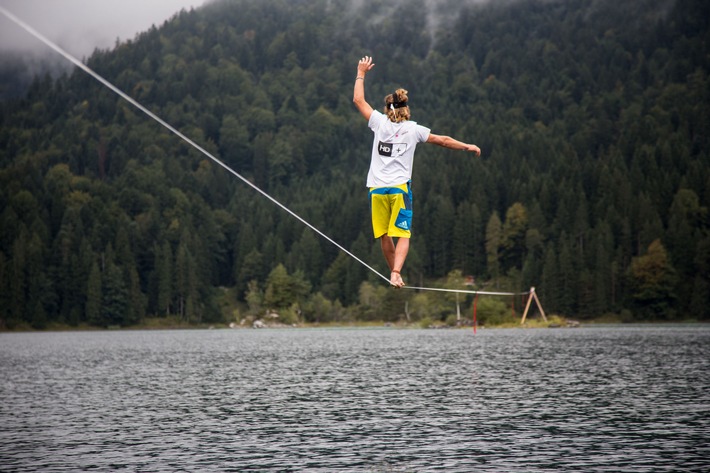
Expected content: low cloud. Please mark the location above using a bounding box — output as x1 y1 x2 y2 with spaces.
0 0 203 59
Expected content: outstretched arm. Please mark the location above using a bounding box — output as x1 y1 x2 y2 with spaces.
353 55 375 120
427 133 481 157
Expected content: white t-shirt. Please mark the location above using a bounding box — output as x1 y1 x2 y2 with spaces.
366 110 431 187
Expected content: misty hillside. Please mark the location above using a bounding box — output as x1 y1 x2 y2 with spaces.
0 0 708 329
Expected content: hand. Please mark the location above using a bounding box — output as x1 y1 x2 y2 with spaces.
357 55 375 76
467 144 481 157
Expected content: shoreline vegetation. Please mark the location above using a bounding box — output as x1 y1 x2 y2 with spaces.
1 273 705 332
2 315 707 333
1 270 703 332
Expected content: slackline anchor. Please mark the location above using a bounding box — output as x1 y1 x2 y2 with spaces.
520 287 547 324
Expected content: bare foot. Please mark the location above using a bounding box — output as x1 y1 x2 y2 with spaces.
390 270 405 288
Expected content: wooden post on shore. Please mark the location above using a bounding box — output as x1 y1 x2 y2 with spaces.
520 287 547 324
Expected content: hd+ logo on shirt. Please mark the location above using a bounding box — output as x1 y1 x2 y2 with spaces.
378 141 407 157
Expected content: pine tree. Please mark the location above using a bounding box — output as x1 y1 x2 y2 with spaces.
86 260 102 326
541 244 559 313
10 233 27 325
557 233 576 316
627 239 678 319
501 202 529 272
156 242 173 316
102 260 129 327
321 253 350 302
175 239 197 321
0 252 7 326
263 263 309 310
689 235 710 320
485 212 502 285
127 265 145 325
26 232 48 329
453 202 484 276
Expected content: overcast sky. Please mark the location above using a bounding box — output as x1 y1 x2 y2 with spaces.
0 0 204 59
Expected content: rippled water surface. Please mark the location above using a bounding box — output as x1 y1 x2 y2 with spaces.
1 326 709 472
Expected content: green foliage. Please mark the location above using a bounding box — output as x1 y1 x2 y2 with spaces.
445 314 459 327
263 263 311 310
477 298 516 326
485 212 502 282
245 279 263 316
356 281 389 321
627 239 678 319
0 0 708 328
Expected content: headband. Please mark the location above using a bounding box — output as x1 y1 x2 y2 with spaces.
389 91 409 110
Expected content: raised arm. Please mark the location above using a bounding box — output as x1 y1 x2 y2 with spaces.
427 133 481 157
353 56 375 120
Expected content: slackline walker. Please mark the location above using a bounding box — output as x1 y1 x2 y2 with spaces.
0 6 527 299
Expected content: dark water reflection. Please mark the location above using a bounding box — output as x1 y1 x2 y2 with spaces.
1 326 708 472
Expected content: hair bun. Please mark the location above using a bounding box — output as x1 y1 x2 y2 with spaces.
394 88 408 103
385 88 411 122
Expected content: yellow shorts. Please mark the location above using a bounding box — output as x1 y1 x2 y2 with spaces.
369 182 413 239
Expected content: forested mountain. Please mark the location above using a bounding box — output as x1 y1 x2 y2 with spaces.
1 0 708 329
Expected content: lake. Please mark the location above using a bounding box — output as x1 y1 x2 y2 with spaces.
0 326 708 472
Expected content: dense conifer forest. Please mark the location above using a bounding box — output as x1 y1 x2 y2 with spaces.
0 0 708 328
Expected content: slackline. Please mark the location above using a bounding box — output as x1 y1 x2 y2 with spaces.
1 6 527 297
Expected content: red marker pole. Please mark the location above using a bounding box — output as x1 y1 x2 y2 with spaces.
473 294 479 334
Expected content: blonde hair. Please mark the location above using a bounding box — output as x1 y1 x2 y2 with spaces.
385 88 410 123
